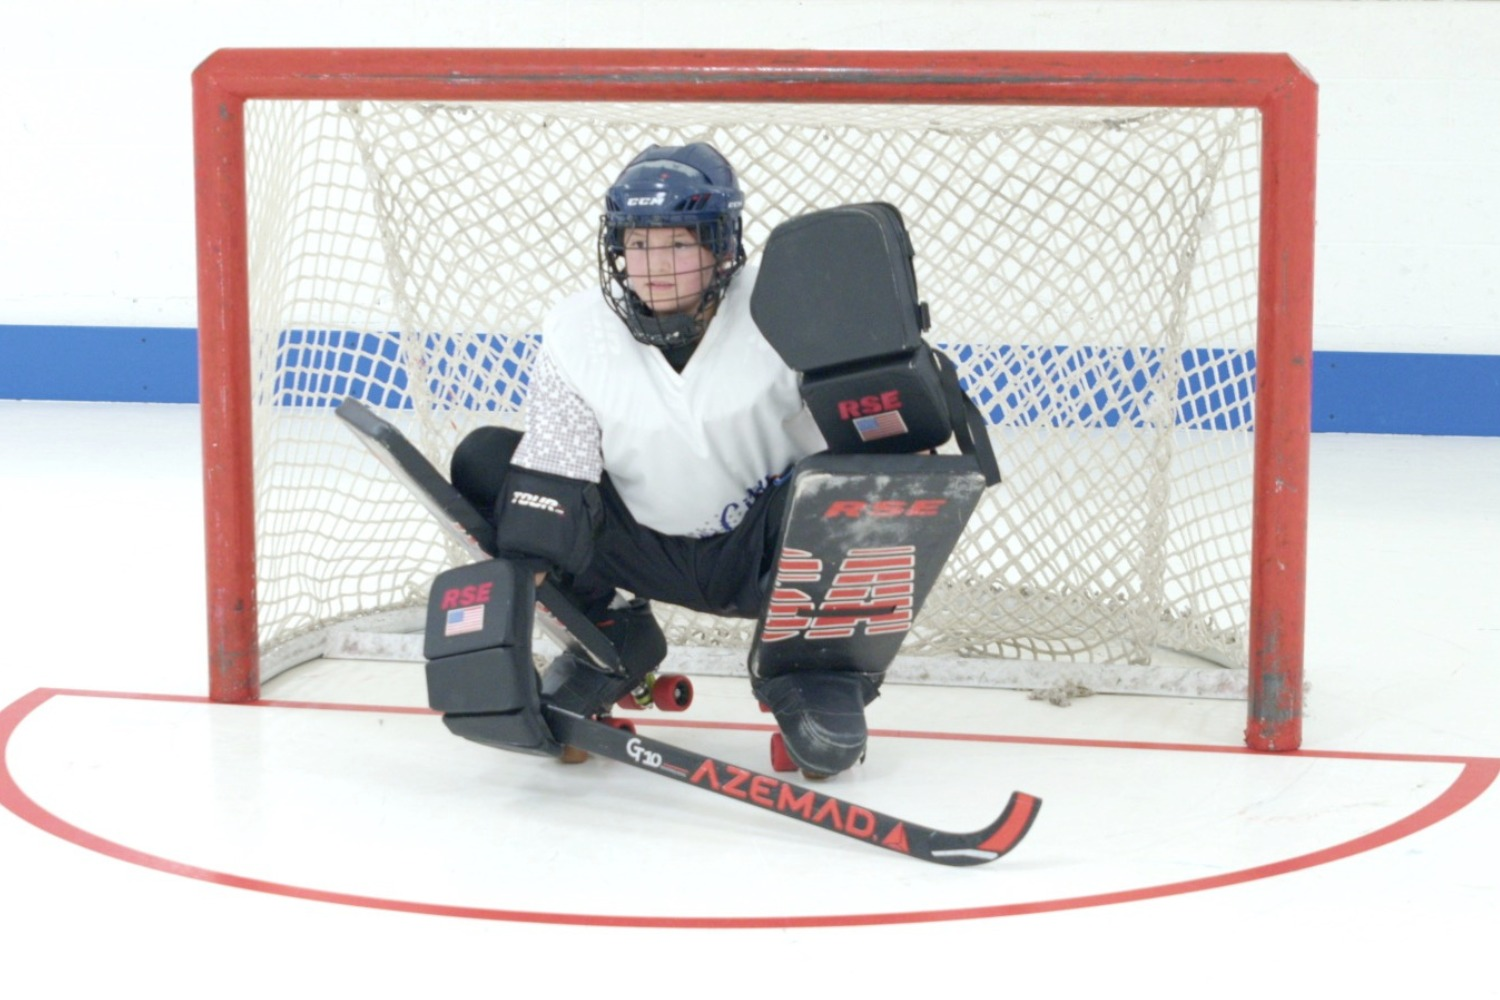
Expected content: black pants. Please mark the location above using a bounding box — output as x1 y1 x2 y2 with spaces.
452 427 791 621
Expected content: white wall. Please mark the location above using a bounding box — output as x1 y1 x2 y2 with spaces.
1 0 1496 355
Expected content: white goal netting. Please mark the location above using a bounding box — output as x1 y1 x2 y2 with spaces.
242 98 1261 694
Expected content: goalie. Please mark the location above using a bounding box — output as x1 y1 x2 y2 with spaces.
447 142 996 779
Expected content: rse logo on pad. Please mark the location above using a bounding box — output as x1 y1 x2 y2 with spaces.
440 583 493 609
439 582 491 637
837 390 902 420
824 499 947 518
838 390 909 442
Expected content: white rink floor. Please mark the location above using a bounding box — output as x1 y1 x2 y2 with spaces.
2 400 1498 998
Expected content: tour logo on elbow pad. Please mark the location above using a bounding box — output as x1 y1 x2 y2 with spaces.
494 469 598 575
511 490 566 516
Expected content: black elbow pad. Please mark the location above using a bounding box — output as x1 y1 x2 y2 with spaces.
492 467 602 575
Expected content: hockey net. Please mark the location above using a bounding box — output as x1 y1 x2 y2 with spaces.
196 50 1312 747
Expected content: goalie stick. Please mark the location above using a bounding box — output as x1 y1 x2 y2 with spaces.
335 398 623 676
548 707 1040 867
336 398 1041 866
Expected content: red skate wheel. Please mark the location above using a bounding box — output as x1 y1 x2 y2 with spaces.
616 691 648 711
769 732 797 773
652 674 693 712
606 716 637 735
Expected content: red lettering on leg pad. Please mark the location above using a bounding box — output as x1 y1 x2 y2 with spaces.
823 499 947 519
823 501 867 518
766 545 918 642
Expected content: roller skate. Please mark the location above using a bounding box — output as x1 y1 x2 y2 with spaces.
755 671 880 780
540 597 692 762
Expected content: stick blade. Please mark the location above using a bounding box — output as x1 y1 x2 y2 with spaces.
916 792 1042 867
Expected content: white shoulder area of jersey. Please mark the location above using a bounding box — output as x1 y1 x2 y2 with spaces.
723 263 759 314
540 287 636 363
539 266 767 377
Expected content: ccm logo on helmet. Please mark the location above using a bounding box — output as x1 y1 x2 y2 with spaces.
626 194 669 207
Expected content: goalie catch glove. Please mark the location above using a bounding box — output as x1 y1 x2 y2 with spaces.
492 466 603 576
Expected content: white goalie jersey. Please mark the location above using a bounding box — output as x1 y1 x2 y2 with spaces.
513 266 826 538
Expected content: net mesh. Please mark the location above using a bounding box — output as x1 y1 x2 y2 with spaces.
242 98 1260 681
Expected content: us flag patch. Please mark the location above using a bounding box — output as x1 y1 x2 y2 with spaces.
445 604 485 636
853 410 908 442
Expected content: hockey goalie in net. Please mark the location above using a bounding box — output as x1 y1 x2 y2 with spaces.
444 141 998 780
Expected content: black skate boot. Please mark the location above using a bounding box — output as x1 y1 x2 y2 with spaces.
541 596 668 761
754 671 881 779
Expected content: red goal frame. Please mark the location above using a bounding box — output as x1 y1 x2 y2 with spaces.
192 48 1315 751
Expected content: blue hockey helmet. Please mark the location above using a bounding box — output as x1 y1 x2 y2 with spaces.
598 142 747 348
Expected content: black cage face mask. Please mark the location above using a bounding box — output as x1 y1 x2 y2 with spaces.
598 219 744 348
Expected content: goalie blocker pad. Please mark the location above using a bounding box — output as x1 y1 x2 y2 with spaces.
424 559 562 757
751 202 928 370
751 202 999 482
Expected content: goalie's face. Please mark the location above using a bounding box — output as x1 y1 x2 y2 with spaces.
622 227 718 315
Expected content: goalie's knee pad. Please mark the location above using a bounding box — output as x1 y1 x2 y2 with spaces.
424 559 561 757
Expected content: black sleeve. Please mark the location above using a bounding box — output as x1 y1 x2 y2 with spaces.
492 465 603 575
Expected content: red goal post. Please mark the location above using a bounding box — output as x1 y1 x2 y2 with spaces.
193 48 1315 750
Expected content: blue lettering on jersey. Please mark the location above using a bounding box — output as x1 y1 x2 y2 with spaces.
716 469 787 534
